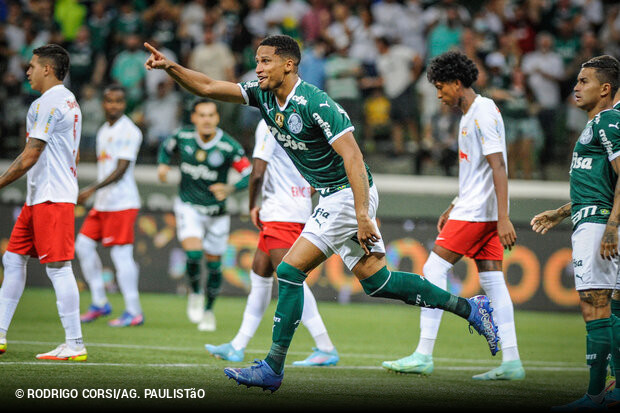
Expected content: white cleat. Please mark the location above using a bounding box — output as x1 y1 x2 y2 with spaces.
187 293 205 324
35 343 87 361
198 310 216 332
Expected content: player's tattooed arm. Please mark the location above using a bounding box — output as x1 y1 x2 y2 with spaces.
0 137 46 190
601 157 620 260
579 289 612 308
530 202 571 235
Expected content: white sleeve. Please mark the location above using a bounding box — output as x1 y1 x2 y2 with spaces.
475 103 505 156
252 120 276 162
116 126 143 162
27 98 61 142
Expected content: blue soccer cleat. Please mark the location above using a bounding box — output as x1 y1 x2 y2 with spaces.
80 302 112 323
551 395 605 411
205 343 244 362
467 295 500 356
292 347 339 367
224 359 284 393
108 311 144 327
605 388 620 409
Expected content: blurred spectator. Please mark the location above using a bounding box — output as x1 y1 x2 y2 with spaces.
67 25 106 98
110 33 147 113
244 0 268 38
299 37 328 90
396 0 427 59
348 5 381 75
145 37 177 99
371 0 404 42
79 84 104 160
325 43 363 143
300 0 330 43
31 0 63 45
419 103 460 176
522 32 564 169
180 0 207 45
362 88 391 152
4 2 24 53
54 0 86 42
600 5 620 58
0 71 26 156
86 1 113 57
264 0 309 40
143 0 181 57
426 4 463 59
112 2 143 54
143 79 182 157
325 3 359 51
505 1 537 54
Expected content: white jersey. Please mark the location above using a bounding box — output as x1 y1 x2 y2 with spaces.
93 115 142 211
449 95 508 222
26 84 81 206
252 119 312 223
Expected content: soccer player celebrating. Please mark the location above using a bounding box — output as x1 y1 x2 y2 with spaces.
158 99 251 332
205 119 339 366
75 84 144 327
382 51 524 380
531 55 620 409
0 44 87 360
144 35 499 392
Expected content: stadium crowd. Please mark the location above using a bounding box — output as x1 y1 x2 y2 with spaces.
0 0 619 178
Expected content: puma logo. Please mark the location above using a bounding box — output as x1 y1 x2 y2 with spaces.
609 122 620 130
319 100 330 108
263 103 274 114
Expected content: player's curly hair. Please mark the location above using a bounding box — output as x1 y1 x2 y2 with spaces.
259 35 301 67
582 55 620 97
427 51 479 88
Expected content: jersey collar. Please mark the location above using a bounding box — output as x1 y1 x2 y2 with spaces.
194 128 223 149
276 77 302 111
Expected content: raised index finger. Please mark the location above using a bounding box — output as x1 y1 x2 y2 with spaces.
144 42 161 56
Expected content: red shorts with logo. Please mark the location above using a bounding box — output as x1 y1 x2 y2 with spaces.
435 219 504 261
257 221 305 254
79 208 139 247
7 202 75 264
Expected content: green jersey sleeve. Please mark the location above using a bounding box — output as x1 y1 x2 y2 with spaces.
307 91 355 145
594 110 620 161
157 130 179 165
238 80 261 108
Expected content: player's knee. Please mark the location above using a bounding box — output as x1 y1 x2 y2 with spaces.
2 251 28 269
185 250 203 263
75 234 96 257
276 262 306 284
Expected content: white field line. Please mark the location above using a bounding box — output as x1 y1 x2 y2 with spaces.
4 340 585 369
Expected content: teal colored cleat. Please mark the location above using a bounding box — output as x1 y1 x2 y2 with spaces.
472 360 525 380
605 388 620 409
382 351 434 375
467 295 500 356
205 343 244 362
292 347 339 366
224 359 283 393
551 395 605 411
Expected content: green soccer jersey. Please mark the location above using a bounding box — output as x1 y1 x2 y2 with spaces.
615 101 620 111
238 78 372 196
158 127 251 215
570 109 620 228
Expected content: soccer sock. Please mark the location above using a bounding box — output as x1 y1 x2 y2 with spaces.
360 266 471 319
416 252 450 356
75 234 107 307
611 300 620 378
46 262 83 343
302 282 334 353
0 252 28 333
265 262 306 374
231 271 273 351
205 261 223 310
185 250 203 294
585 318 612 398
479 271 520 362
111 245 142 316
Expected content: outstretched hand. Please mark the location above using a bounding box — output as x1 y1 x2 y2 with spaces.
144 42 171 71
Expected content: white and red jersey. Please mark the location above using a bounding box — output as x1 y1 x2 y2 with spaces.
450 95 508 222
26 84 82 206
253 119 312 223
93 115 142 211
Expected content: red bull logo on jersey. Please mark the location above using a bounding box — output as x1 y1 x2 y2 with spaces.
97 150 112 162
459 149 470 162
461 127 468 136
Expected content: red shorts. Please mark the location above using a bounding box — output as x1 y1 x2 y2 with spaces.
257 221 305 254
435 219 503 261
79 208 139 247
7 202 75 264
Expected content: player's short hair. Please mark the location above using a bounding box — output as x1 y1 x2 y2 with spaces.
192 98 217 113
32 44 70 81
581 55 620 97
103 84 126 99
259 35 301 66
427 51 479 88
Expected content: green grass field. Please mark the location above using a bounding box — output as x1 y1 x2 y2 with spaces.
0 288 588 411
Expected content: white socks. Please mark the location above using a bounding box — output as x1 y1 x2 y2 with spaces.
75 234 107 307
0 252 29 332
478 271 520 362
46 262 83 344
231 271 273 351
110 244 142 316
416 251 451 356
302 282 334 353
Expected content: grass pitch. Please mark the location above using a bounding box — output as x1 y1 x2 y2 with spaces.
0 288 587 411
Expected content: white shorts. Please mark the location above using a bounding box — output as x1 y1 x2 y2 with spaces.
173 198 230 256
571 222 620 291
301 185 385 271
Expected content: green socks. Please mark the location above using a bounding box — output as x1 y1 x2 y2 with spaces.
611 300 620 378
265 262 306 374
185 250 203 294
360 266 471 319
586 318 612 397
206 261 223 310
